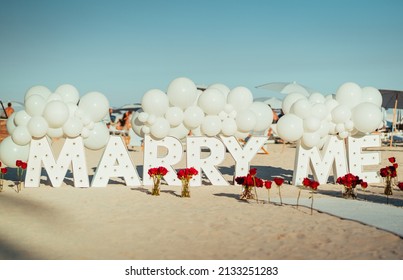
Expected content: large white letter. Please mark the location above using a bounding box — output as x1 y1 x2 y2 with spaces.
186 137 228 186
143 135 182 186
25 137 89 187
220 136 267 179
91 136 141 187
292 136 348 185
347 134 381 183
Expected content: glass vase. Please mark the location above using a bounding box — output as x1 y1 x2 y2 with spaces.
384 178 393 196
151 177 161 196
342 186 357 199
240 186 254 200
181 180 190 198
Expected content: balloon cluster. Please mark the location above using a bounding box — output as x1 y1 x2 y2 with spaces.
277 82 383 148
0 84 110 167
132 77 274 139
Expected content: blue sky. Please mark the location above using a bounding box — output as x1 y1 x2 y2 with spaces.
1 0 402 107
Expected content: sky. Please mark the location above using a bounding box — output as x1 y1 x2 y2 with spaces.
0 0 402 107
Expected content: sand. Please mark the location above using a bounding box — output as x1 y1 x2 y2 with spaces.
1 139 403 260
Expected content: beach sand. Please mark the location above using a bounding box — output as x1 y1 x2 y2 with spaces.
1 139 403 260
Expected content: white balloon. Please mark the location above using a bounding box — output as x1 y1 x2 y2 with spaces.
146 114 157 126
218 111 227 120
335 123 345 133
276 114 304 142
138 112 149 123
78 91 109 122
311 103 329 120
42 100 69 128
290 98 311 119
248 102 273 132
80 114 91 126
338 131 349 139
6 112 17 134
165 107 184 127
325 98 339 112
142 126 151 135
302 132 320 148
329 122 337 135
227 87 253 112
131 112 145 138
150 117 170 139
25 94 46 116
331 104 351 124
55 84 80 104
169 123 189 139
208 83 230 99
183 106 204 129
361 86 382 107
81 127 90 139
235 110 257 133
28 116 48 138
303 116 321 132
352 102 383 133
221 118 237 136
234 130 250 140
12 125 31 146
201 115 222 137
335 82 362 108
197 88 226 115
281 93 306 114
0 136 30 167
83 122 110 150
166 77 197 110
47 93 63 102
67 103 78 118
24 85 52 102
47 127 64 138
318 122 330 137
141 89 169 117
63 117 84 138
14 110 31 126
86 121 95 130
309 92 326 104
224 104 234 114
344 120 354 131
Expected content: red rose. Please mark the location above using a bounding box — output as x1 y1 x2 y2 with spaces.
249 168 257 176
158 166 168 176
1 167 7 174
235 176 245 185
302 177 311 187
264 181 272 189
21 162 27 170
393 163 398 169
244 174 254 186
148 167 157 177
177 169 185 179
189 167 198 176
273 177 284 186
255 177 264 188
310 181 319 190
388 157 396 163
16 160 22 167
361 182 368 189
398 182 403 191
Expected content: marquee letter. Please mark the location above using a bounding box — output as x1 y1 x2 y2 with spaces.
143 135 182 186
25 137 89 188
186 137 228 186
292 136 348 185
347 134 381 183
91 136 141 187
220 136 267 179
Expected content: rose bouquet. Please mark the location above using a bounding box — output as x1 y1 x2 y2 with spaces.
16 160 27 193
177 167 198 198
336 173 367 199
380 157 398 196
235 168 264 202
148 166 168 196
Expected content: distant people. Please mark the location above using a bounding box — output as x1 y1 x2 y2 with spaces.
107 108 116 128
5 102 14 118
267 106 279 138
116 111 133 146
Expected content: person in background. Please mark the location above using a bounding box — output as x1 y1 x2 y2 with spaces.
116 111 133 147
5 102 14 118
